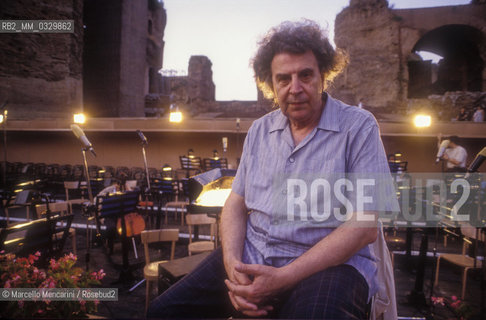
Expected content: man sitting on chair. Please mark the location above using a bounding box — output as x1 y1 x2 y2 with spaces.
148 20 397 319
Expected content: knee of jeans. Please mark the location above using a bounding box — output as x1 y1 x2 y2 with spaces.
146 295 171 318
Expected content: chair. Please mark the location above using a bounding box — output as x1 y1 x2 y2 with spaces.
35 201 77 255
185 214 216 256
46 163 60 179
102 166 115 179
88 165 101 179
148 167 160 180
434 224 484 299
138 189 159 230
141 229 179 314
19 162 34 180
59 164 73 181
72 165 85 180
33 163 47 179
130 167 145 184
64 181 85 213
115 166 130 182
155 179 187 226
370 222 397 320
163 199 188 226
203 158 228 171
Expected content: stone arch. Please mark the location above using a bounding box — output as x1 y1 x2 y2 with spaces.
407 24 485 98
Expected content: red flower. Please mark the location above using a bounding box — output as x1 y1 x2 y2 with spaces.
431 296 445 306
451 300 462 309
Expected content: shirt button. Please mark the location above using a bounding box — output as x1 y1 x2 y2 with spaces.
289 157 295 163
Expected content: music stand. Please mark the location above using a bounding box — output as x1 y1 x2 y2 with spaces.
0 213 73 266
96 190 140 284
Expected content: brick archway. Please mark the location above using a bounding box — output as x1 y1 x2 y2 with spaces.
408 24 485 98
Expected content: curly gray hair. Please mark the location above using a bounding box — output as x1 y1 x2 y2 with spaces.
252 20 347 101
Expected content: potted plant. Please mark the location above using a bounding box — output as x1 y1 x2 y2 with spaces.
1 250 105 318
432 295 474 320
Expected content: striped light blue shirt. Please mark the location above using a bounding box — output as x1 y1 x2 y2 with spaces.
232 94 395 299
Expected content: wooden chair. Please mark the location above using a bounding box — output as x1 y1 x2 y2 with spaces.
141 229 179 314
186 214 216 256
64 181 85 213
434 224 484 299
35 201 77 255
160 179 188 226
163 200 188 226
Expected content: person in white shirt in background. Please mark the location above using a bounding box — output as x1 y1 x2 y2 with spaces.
438 135 468 172
472 106 484 122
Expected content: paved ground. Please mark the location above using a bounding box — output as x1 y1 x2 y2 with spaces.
1 206 484 319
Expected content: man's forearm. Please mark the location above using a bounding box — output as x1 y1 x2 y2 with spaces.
220 192 248 271
448 158 460 166
278 214 378 289
224 213 378 305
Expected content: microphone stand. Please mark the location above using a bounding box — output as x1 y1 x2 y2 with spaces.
81 146 97 271
141 139 151 192
129 138 151 293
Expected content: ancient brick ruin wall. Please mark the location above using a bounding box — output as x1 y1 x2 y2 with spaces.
331 0 403 110
0 0 166 119
0 0 84 119
332 0 486 117
187 56 216 104
84 0 166 117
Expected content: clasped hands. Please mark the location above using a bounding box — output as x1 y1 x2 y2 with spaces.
224 261 292 317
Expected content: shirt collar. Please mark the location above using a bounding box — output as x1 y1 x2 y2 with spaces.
317 93 341 132
269 93 341 133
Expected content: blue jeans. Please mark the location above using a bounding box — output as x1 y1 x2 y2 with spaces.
147 248 369 319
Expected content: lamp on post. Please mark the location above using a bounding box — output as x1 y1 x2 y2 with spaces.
169 104 182 123
73 113 86 124
413 114 431 129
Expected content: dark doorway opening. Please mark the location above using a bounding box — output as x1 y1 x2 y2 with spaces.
408 24 484 98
